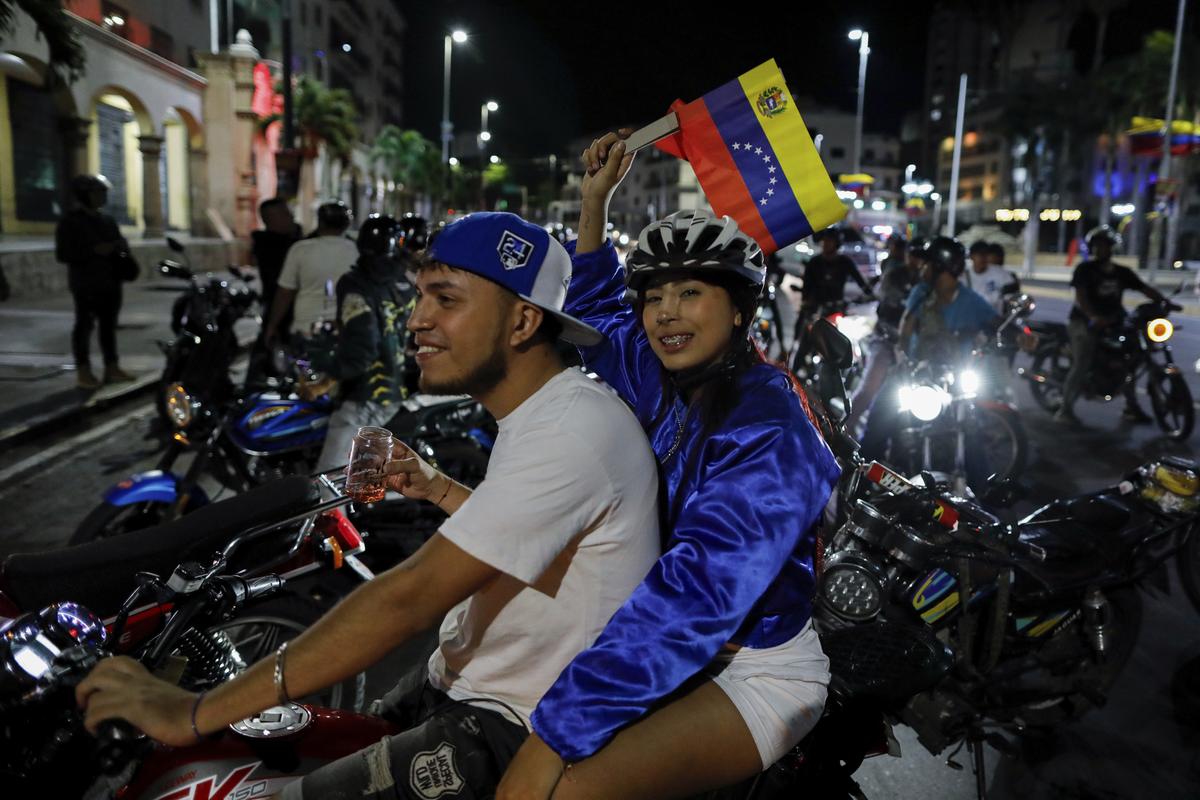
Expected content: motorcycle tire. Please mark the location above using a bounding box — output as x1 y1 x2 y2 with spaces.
69 499 181 545
1013 587 1142 727
1028 344 1071 413
975 404 1028 482
1147 368 1195 441
1178 525 1200 616
206 593 367 712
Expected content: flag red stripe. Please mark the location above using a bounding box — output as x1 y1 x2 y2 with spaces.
672 99 777 252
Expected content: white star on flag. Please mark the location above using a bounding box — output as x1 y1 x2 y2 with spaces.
732 142 741 150
743 142 752 150
768 165 777 173
759 197 768 206
763 155 772 163
754 147 763 155
769 177 777 184
767 188 775 196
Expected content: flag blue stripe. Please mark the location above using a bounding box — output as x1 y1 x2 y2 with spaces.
704 79 815 245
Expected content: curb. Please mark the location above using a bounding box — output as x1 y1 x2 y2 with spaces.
0 373 159 450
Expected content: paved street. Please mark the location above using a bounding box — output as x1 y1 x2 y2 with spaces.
0 288 1198 798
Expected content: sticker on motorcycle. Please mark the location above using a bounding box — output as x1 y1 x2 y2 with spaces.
153 762 262 800
409 742 464 799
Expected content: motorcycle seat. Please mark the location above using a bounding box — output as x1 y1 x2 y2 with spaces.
1 476 318 617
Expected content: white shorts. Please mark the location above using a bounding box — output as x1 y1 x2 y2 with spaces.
705 621 830 769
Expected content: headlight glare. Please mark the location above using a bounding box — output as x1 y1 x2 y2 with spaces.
958 369 981 395
164 382 195 429
1147 317 1174 343
900 383 947 422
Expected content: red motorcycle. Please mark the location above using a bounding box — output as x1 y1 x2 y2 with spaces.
0 474 383 798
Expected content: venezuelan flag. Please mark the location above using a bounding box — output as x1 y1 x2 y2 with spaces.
656 59 846 255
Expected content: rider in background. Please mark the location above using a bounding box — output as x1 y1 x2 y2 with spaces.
497 132 839 800
859 236 997 489
795 227 872 322
1055 225 1178 425
963 239 1020 314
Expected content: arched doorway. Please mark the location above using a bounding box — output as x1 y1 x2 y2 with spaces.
88 86 152 229
163 107 203 232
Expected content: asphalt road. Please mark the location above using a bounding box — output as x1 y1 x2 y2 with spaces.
0 287 1198 798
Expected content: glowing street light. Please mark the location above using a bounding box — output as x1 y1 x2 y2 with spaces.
448 157 460 167
847 28 870 174
441 29 469 164
490 154 501 164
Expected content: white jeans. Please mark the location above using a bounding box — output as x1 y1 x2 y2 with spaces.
706 621 830 769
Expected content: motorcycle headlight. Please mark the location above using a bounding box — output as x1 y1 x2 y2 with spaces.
164 382 197 429
899 383 948 422
958 369 981 396
1147 317 1174 343
820 552 886 622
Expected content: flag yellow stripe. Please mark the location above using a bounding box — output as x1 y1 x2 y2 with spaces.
736 59 846 232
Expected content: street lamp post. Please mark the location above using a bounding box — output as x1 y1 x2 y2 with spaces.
441 29 468 166
848 29 870 176
478 100 499 159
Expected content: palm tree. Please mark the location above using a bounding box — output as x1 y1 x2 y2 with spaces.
291 75 358 197
371 126 439 213
0 0 86 83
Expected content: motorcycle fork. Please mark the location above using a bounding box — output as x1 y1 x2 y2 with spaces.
171 427 222 517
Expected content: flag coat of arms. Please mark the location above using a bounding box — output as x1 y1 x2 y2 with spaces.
656 59 846 255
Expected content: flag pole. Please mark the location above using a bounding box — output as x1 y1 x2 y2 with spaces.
946 73 967 237
621 113 681 154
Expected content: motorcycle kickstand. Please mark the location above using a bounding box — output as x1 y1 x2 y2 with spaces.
970 735 988 800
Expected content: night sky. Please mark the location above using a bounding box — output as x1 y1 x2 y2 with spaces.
397 0 936 159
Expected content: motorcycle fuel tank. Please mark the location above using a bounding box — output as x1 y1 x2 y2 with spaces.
230 395 331 455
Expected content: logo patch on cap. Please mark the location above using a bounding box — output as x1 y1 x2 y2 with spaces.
498 230 535 270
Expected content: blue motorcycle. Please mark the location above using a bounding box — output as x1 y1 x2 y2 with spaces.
72 385 494 544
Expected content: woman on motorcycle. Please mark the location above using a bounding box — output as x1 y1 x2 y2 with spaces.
497 133 841 799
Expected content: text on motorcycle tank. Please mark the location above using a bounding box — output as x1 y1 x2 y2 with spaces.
863 462 960 528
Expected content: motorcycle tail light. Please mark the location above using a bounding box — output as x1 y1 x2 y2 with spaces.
1147 317 1174 343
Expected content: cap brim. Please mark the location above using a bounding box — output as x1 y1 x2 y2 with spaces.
518 295 602 346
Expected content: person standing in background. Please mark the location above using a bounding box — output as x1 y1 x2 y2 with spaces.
55 175 134 389
251 197 302 326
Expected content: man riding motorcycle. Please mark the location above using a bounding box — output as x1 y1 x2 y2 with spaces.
1055 225 1179 425
76 212 661 800
858 236 998 490
793 227 873 337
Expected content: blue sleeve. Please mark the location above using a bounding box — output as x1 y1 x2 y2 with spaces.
531 404 838 761
564 240 659 407
905 283 930 313
967 290 1000 330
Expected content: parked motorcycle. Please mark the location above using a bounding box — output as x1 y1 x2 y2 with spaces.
155 237 259 425
0 473 386 797
72 387 495 543
817 447 1200 797
1022 297 1193 439
791 298 876 396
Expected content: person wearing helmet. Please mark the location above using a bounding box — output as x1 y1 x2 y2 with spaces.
1056 225 1177 424
498 132 839 799
857 236 998 488
301 214 414 475
264 200 358 343
55 174 135 388
78 211 660 800
796 225 872 313
397 214 430 259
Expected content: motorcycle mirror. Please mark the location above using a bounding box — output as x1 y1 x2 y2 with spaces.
166 236 184 253
811 319 854 370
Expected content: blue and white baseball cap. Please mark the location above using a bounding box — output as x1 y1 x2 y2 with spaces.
427 212 602 346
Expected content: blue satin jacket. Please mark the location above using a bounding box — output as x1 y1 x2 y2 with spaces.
531 241 841 761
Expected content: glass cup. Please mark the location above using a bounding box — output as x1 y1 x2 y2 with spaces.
345 426 393 503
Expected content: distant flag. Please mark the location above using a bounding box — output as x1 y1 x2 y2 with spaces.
654 59 845 255
1127 116 1200 157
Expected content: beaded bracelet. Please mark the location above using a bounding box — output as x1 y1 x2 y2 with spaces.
190 691 207 742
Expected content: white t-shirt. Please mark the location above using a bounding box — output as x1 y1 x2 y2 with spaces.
276 236 359 334
427 367 660 725
964 264 1018 312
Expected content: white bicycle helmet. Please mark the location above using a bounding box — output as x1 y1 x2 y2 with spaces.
626 210 765 292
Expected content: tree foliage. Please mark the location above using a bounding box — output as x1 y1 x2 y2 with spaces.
0 0 86 83
292 75 359 163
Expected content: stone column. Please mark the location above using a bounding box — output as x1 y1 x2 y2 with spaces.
188 147 211 235
138 134 165 238
195 31 261 243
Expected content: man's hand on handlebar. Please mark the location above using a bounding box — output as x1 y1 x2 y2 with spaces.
76 656 199 747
